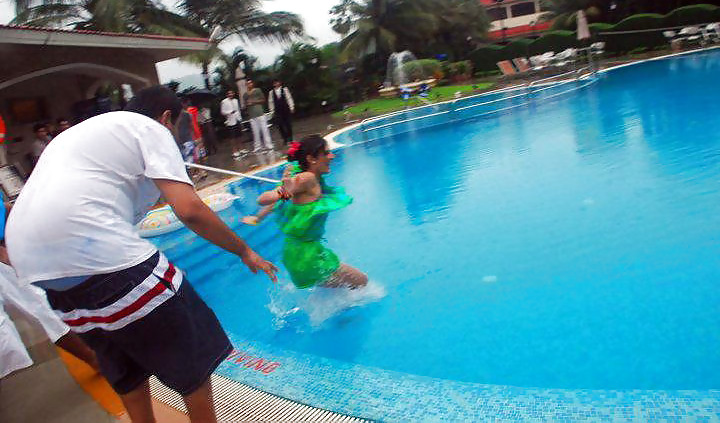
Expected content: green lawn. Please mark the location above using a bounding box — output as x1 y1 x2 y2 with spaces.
333 83 494 118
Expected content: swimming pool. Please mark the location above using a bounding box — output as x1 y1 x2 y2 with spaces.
152 49 720 421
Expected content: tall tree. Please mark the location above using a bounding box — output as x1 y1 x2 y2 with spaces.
330 0 437 60
330 0 489 61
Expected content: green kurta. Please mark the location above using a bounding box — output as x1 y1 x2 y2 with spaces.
275 179 352 289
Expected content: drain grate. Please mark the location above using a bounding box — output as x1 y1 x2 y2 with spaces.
149 374 370 422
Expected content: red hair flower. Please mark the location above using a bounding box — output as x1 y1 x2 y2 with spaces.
287 141 301 157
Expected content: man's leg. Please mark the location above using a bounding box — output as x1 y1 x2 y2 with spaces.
259 115 273 150
119 379 155 423
182 379 217 423
278 115 292 144
249 118 262 152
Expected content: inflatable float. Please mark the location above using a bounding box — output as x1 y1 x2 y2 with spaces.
137 192 237 238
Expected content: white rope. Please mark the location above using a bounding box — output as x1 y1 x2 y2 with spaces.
185 162 280 184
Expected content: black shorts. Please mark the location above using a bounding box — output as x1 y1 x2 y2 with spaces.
45 252 231 396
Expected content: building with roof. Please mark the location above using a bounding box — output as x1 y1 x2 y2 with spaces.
480 0 553 40
0 25 209 175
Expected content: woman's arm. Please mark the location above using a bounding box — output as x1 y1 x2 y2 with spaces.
258 172 314 206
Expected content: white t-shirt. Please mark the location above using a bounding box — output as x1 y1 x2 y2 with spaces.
220 97 241 126
6 111 192 285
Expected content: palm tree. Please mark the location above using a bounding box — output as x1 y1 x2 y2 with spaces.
177 0 305 88
12 0 305 89
330 0 437 61
430 0 490 60
330 0 489 61
539 0 605 29
11 0 192 33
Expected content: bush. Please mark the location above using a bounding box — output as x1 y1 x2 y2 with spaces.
588 22 614 36
600 13 666 54
401 59 442 82
663 4 720 27
503 38 533 59
469 45 505 72
445 60 473 80
528 30 578 56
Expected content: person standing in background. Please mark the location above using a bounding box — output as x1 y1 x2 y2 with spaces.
268 79 295 144
244 80 273 153
198 107 218 155
30 123 51 168
220 90 243 159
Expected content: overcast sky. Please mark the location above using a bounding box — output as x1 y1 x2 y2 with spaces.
0 0 342 82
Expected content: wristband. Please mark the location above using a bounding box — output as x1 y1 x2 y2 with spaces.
276 186 292 200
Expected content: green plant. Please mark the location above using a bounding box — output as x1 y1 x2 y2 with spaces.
468 44 504 72
401 59 442 82
663 4 720 27
600 13 665 54
528 30 578 56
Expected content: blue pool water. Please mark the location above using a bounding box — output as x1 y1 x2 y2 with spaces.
153 50 720 420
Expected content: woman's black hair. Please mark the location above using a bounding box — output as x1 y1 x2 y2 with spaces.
125 86 182 123
288 135 327 171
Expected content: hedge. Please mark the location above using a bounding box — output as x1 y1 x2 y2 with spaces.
602 13 666 53
468 45 505 72
663 4 720 26
468 4 720 72
528 30 579 56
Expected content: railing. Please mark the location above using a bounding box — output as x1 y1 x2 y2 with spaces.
359 67 596 135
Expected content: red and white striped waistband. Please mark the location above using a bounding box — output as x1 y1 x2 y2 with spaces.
59 254 183 333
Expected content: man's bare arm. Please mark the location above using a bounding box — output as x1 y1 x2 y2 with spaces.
154 179 277 281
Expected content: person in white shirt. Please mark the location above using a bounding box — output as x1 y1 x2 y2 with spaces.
0 200 98 379
220 90 243 158
268 79 295 144
30 123 51 168
6 86 277 423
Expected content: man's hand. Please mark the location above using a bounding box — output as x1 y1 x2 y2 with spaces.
241 249 278 282
155 179 279 283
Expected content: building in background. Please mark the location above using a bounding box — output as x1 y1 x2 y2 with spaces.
481 0 552 41
0 25 209 175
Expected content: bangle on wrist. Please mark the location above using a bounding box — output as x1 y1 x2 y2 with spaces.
276 186 291 200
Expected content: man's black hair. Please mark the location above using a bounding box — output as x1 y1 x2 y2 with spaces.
33 123 47 132
125 86 182 123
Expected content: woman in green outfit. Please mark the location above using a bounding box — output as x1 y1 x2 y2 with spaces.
256 135 368 289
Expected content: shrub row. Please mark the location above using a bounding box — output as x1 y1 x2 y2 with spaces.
469 4 720 72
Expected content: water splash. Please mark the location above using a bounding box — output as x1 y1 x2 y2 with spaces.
268 281 386 330
385 51 417 88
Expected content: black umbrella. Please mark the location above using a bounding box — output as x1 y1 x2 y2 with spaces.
185 89 216 105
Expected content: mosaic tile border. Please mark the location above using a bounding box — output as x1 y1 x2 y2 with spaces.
212 337 720 422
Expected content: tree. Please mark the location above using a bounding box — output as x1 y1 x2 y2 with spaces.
426 0 490 60
330 0 437 61
330 0 489 62
271 43 342 114
11 0 197 34
211 48 260 94
12 0 306 90
539 0 604 29
178 0 305 89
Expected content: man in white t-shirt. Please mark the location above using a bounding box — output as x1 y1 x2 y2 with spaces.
220 90 243 158
6 86 277 423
